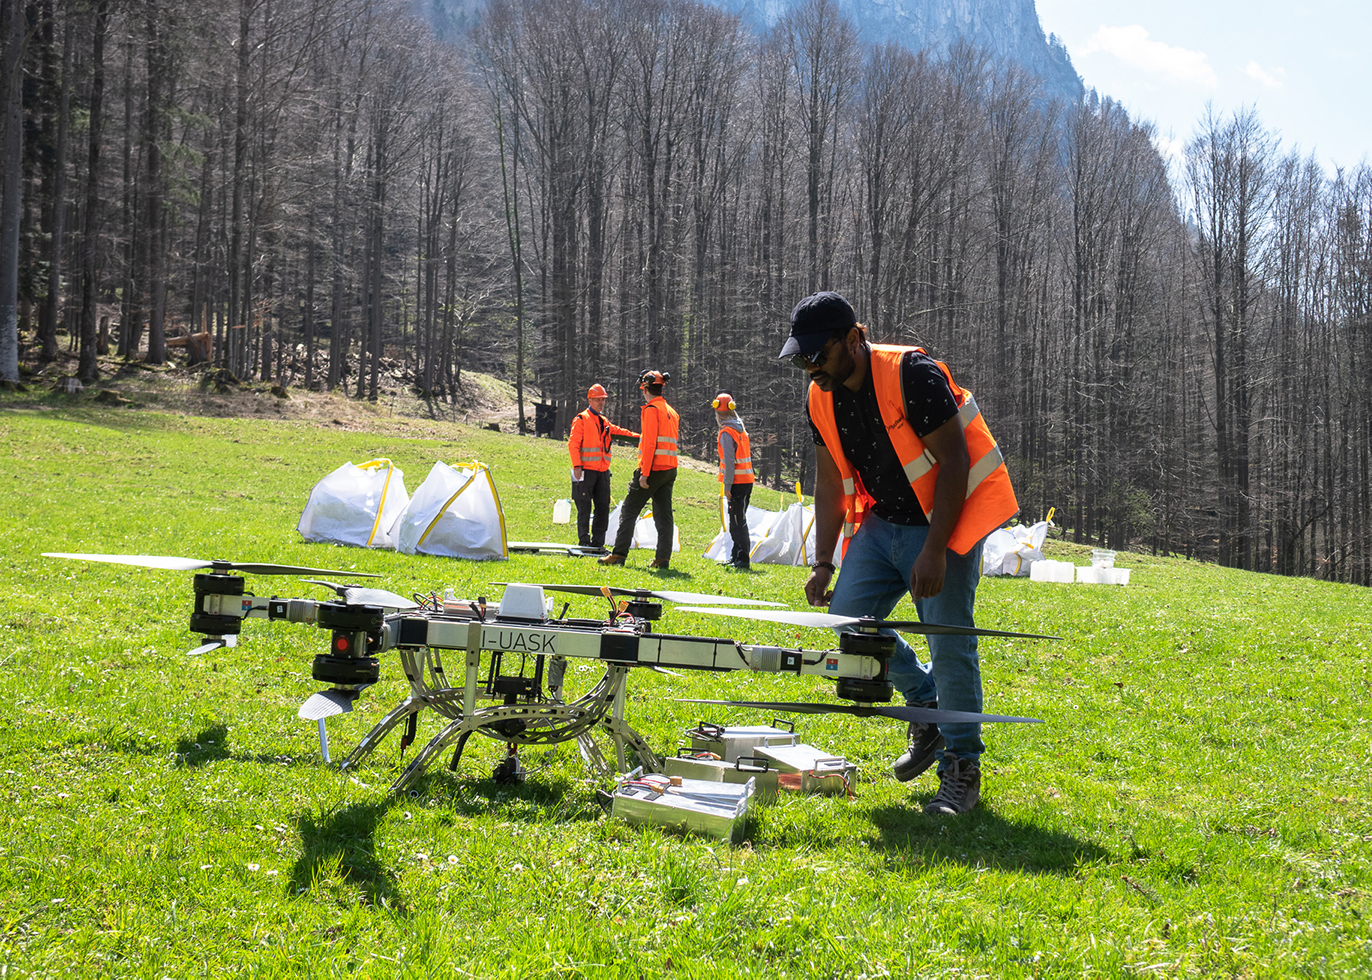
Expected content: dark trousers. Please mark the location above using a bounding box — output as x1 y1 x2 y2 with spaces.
726 482 753 565
612 467 677 563
572 468 612 547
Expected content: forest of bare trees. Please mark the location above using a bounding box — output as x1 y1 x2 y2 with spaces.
3 0 1371 585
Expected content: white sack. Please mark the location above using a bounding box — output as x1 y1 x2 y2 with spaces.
982 519 1053 576
703 496 839 567
297 459 409 549
396 461 508 560
603 500 680 552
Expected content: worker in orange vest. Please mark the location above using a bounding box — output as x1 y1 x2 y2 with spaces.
780 291 1018 816
599 370 679 569
568 383 639 550
713 392 755 569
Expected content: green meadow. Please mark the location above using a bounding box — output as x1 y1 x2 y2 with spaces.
0 403 1368 977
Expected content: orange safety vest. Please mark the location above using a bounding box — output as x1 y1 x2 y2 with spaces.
569 408 637 472
717 426 754 484
808 344 1018 555
638 396 680 475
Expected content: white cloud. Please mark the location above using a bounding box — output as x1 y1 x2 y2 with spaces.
1083 25 1219 89
1245 61 1285 89
1153 134 1186 167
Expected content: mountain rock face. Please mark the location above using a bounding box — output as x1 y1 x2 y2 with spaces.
415 0 1083 102
749 0 1082 101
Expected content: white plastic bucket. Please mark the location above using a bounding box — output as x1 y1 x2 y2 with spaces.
552 499 572 524
1091 549 1117 568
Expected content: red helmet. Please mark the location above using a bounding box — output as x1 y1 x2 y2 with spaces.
712 393 736 411
638 370 669 389
587 383 608 399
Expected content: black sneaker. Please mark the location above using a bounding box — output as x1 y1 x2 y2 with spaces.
892 706 943 782
923 755 981 815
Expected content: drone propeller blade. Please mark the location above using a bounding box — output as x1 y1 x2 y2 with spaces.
673 606 1059 640
187 638 226 657
298 689 361 721
44 552 380 578
677 699 1042 725
497 582 783 607
303 580 416 609
221 562 380 578
341 587 418 610
45 552 210 571
650 589 785 607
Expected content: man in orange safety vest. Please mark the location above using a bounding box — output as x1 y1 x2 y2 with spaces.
779 291 1018 816
568 383 638 550
599 370 679 570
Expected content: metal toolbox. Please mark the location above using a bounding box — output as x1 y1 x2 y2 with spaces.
755 743 858 796
610 770 753 842
663 751 781 802
685 719 796 762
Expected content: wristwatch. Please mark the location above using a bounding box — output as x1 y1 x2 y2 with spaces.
810 560 836 573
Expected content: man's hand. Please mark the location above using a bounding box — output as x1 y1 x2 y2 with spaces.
805 565 835 607
909 546 946 599
639 472 650 489
572 467 583 482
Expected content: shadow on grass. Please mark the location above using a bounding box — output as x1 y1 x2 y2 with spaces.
291 798 407 912
398 767 605 824
866 803 1109 873
174 723 232 767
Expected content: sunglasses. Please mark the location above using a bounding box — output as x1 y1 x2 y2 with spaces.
789 333 845 371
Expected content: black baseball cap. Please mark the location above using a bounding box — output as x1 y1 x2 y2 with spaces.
778 291 857 360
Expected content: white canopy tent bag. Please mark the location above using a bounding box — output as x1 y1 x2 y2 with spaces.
982 510 1055 576
395 461 509 560
602 500 681 552
297 458 409 549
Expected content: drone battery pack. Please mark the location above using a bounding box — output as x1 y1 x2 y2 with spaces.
663 753 780 803
754 743 858 796
611 773 753 843
686 721 796 762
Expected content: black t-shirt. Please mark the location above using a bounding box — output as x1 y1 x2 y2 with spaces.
806 349 959 526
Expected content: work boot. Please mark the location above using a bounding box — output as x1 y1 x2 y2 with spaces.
598 553 626 566
923 756 981 815
893 705 943 782
647 558 670 570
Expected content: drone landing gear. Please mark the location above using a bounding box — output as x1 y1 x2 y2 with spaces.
492 745 526 785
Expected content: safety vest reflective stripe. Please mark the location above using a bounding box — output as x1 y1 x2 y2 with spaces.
966 443 1004 498
735 460 753 472
903 449 937 484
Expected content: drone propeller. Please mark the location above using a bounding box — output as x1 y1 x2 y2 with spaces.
301 579 418 610
44 552 381 578
500 583 784 608
187 634 238 656
677 698 1042 725
673 606 1060 640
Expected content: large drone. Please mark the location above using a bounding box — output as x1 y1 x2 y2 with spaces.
44 552 1057 793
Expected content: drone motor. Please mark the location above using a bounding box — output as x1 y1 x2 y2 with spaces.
188 572 246 638
312 602 385 688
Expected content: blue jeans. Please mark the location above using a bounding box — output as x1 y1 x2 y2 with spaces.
828 513 986 763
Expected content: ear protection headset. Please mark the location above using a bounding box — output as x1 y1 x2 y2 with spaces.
712 395 736 411
639 370 670 389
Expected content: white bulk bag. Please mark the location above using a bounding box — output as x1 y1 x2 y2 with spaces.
703 488 838 567
297 458 409 549
982 512 1054 576
603 500 680 552
396 461 509 560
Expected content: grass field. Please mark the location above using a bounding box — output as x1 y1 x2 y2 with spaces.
0 401 1368 977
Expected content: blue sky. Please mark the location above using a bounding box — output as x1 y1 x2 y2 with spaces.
1035 0 1369 175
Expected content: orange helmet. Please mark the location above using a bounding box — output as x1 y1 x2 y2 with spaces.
638 370 669 389
712 393 736 411
587 383 608 399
